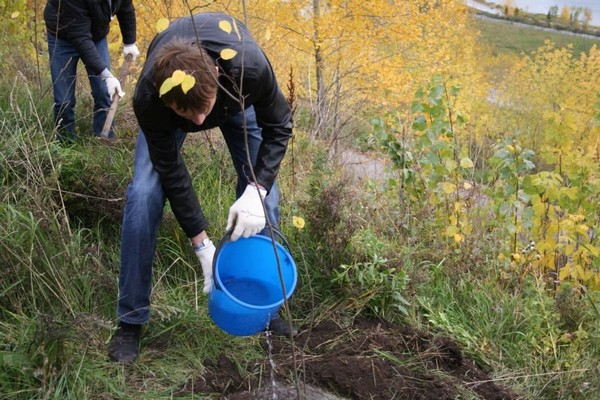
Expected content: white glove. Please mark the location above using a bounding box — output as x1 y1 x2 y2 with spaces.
194 239 216 294
123 43 140 61
100 68 125 100
226 184 267 241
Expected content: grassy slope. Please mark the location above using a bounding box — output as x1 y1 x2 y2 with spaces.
475 17 600 56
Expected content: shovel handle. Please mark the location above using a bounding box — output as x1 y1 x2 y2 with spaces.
100 54 133 139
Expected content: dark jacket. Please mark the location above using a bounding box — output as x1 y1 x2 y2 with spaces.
133 12 293 238
44 0 136 75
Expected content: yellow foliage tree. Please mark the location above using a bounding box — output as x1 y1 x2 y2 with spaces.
504 0 516 17
248 0 485 146
582 8 593 29
20 0 489 158
497 41 600 161
559 5 571 25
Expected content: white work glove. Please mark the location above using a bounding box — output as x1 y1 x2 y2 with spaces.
123 43 140 61
100 68 125 100
194 239 216 294
226 184 267 241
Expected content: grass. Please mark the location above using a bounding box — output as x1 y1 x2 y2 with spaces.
2 19 600 399
416 264 600 399
475 17 600 56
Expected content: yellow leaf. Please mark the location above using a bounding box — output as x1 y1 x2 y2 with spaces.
582 269 593 282
577 225 589 235
171 70 186 85
220 48 238 60
448 215 458 226
444 159 457 172
576 264 586 280
460 157 474 169
219 20 232 34
453 233 464 243
181 75 196 94
444 225 458 237
159 77 174 97
156 18 170 33
264 28 272 41
586 245 599 257
440 182 456 194
558 266 571 281
292 216 305 229
11 11 19 19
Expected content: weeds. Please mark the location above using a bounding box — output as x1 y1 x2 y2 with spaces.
1 39 599 400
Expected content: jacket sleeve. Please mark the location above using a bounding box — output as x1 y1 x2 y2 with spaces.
116 0 137 45
245 56 293 191
133 92 209 238
58 0 106 75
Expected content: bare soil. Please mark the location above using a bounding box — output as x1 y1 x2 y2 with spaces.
183 317 523 399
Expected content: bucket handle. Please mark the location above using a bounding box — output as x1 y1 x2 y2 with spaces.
212 227 292 290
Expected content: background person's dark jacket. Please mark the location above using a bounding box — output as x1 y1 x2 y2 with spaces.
133 12 294 238
44 0 136 75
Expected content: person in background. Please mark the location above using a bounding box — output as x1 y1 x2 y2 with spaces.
108 12 296 363
44 0 139 142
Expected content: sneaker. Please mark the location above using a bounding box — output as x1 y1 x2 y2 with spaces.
108 322 141 363
267 316 298 337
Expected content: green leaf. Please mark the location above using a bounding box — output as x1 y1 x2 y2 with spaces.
412 116 427 131
411 101 424 113
460 157 474 169
523 160 536 171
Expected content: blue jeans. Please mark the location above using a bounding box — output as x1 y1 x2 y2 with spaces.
47 34 114 142
117 107 279 324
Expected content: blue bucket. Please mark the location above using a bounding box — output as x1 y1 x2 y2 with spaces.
208 230 297 336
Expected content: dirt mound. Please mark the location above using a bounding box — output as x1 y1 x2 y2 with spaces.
184 318 521 399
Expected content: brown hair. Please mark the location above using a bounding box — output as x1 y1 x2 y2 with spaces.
152 39 218 113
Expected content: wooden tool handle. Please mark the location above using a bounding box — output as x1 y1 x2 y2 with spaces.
100 54 134 139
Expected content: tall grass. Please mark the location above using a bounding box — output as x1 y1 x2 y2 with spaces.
2 49 600 400
0 76 262 398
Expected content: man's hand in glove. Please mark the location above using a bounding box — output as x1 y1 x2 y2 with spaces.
193 238 216 294
226 183 267 241
100 68 125 100
123 43 140 61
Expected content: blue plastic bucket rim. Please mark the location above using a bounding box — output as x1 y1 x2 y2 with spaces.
212 231 297 310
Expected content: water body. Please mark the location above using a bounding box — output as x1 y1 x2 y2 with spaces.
466 0 600 26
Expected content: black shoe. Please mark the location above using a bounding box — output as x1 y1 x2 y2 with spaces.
108 322 141 363
267 316 298 337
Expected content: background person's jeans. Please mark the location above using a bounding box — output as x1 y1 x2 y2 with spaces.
117 107 279 324
47 34 114 141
